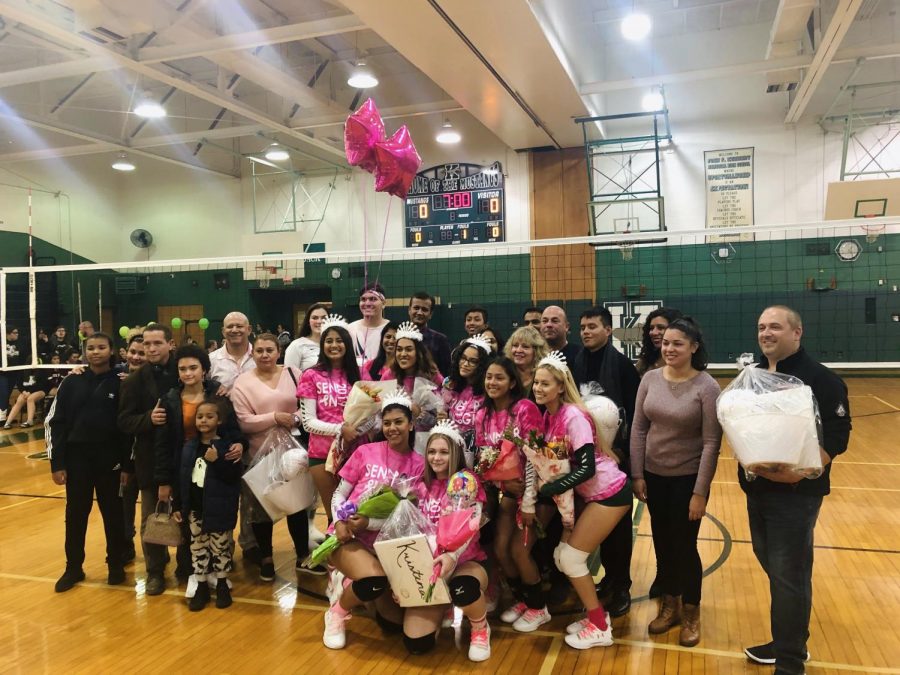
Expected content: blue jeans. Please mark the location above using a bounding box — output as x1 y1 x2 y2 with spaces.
747 490 822 675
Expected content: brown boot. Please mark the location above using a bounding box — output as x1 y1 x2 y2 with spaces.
648 594 682 634
679 604 700 647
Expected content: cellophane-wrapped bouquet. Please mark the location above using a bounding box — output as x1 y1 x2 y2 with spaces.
522 429 575 528
474 426 523 483
717 358 823 480
326 380 397 474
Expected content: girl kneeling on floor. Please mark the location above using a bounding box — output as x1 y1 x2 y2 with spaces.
403 421 491 661
174 399 242 611
323 390 425 650
524 351 633 650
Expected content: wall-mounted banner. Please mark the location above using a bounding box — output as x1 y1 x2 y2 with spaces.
704 147 754 242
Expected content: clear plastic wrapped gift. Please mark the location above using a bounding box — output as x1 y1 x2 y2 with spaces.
243 427 315 519
717 356 824 479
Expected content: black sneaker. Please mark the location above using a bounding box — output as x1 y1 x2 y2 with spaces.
54 568 85 593
259 561 275 582
243 546 263 566
145 575 166 596
744 642 811 665
189 581 210 611
107 567 126 586
215 578 232 609
604 588 632 618
297 558 328 576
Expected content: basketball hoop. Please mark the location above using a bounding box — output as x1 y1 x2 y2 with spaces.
861 221 885 243
255 265 277 288
619 242 634 261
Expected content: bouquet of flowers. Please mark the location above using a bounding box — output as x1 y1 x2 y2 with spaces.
717 361 823 479
425 470 482 602
411 377 445 454
522 429 575 528
309 476 415 565
326 380 397 474
474 426 523 482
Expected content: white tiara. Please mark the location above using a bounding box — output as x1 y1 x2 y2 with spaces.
320 313 348 332
465 334 492 353
427 419 465 448
395 321 423 342
380 388 413 411
538 350 569 372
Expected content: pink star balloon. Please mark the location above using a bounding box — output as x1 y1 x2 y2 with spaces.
373 125 422 199
344 98 385 173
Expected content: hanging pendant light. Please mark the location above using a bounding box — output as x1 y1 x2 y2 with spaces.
347 59 378 89
111 153 136 171
435 119 461 144
264 143 290 161
134 91 166 118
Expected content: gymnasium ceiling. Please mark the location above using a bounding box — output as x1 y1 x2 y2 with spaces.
0 0 897 178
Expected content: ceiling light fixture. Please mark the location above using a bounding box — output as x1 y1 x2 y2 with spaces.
435 119 461 144
264 143 290 161
621 12 652 41
347 59 378 89
642 89 665 111
111 153 136 171
134 91 166 118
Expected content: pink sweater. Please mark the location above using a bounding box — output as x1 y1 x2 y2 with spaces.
231 367 300 458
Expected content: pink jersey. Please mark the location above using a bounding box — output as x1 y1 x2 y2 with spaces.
543 403 627 503
296 367 352 459
360 359 391 381
475 398 543 447
419 477 486 566
442 385 484 433
338 441 425 548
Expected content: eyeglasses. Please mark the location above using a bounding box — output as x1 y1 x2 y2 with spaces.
459 356 480 366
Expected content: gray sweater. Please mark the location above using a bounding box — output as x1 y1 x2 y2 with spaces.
630 368 723 497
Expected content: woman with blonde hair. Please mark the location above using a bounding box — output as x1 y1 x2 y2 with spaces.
503 326 549 395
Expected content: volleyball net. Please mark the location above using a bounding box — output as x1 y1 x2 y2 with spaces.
1 216 898 371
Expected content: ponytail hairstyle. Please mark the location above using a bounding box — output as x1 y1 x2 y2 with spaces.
665 316 709 371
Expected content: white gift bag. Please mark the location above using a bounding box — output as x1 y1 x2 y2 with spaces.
243 428 315 520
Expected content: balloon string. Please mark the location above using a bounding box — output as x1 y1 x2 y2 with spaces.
362 173 369 288
373 198 392 288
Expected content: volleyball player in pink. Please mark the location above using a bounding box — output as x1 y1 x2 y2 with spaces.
523 351 632 649
442 334 491 464
474 356 543 624
297 315 360 524
323 391 425 650
403 421 490 661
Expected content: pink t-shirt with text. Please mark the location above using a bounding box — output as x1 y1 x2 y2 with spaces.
442 385 484 434
296 367 352 459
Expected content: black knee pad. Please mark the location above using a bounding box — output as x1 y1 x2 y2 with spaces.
374 610 403 635
403 632 436 655
351 575 388 601
448 574 482 608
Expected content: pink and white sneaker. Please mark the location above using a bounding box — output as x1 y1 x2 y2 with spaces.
468 623 491 662
567 612 609 634
564 619 613 649
500 601 527 624
323 607 350 649
512 606 551 633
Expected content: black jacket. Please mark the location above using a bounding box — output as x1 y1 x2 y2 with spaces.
153 380 245 487
421 326 452 377
738 347 851 497
570 343 641 457
176 436 241 532
117 360 179 489
46 368 133 473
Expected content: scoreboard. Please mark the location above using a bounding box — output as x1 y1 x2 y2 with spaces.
405 162 505 247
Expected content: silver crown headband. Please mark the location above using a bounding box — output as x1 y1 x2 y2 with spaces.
395 321 423 342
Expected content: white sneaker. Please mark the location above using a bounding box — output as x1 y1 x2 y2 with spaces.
566 617 590 634
468 623 491 662
564 620 613 650
323 607 349 649
500 601 527 624
0 410 7 423
512 606 551 633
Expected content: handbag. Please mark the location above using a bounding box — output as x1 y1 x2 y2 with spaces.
143 501 184 547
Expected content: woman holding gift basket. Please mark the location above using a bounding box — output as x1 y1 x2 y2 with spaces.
473 356 543 627
297 316 361 526
630 317 722 647
231 334 316 581
318 391 425 650
521 351 633 649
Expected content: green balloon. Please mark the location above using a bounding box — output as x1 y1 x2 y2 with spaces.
198 318 209 330
171 317 183 329
119 326 129 338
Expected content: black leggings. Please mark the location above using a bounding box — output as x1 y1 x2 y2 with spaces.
645 471 703 605
251 510 309 559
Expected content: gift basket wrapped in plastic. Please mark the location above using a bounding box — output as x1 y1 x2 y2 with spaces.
580 382 624 457
716 355 823 479
243 427 315 520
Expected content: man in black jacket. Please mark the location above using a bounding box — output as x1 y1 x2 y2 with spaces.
408 291 451 376
742 306 851 675
46 333 132 592
117 323 181 595
570 306 641 616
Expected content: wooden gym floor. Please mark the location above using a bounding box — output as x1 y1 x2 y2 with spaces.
0 377 898 674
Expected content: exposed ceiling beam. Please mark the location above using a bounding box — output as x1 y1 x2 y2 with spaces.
0 56 110 89
0 0 347 162
579 42 900 94
784 0 864 124
137 15 364 63
0 110 237 176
